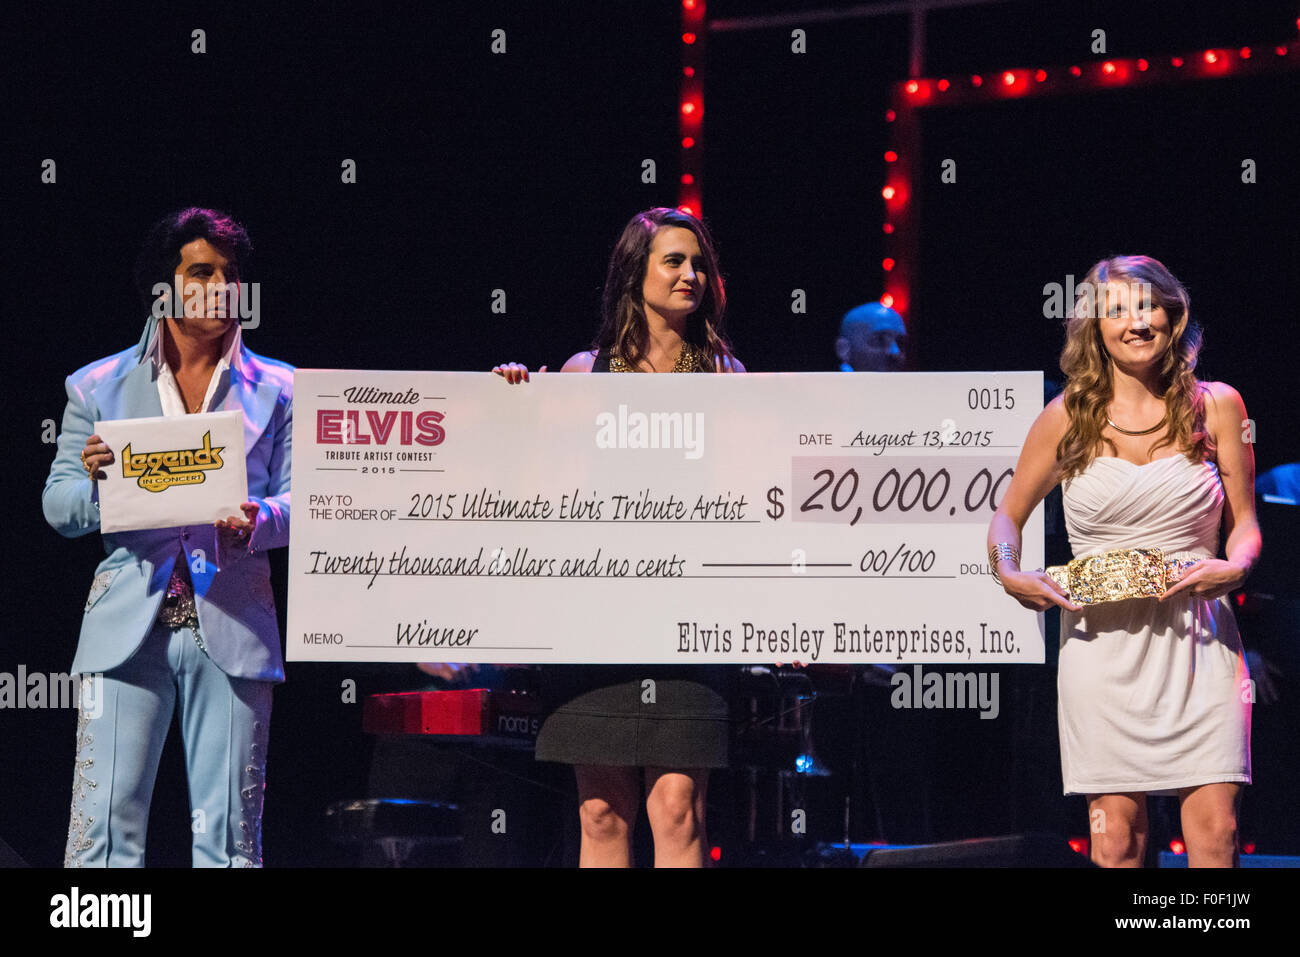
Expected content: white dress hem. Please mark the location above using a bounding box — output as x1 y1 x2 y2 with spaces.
1063 772 1251 797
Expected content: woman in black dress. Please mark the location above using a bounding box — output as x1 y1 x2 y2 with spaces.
495 207 743 866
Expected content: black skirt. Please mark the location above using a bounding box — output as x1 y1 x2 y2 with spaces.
535 665 732 768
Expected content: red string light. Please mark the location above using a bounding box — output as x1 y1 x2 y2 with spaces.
677 0 704 217
884 39 1294 341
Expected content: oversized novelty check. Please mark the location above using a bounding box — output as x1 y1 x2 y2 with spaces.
287 371 1045 663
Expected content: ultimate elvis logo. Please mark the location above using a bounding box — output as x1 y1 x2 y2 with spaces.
315 386 446 446
119 431 225 492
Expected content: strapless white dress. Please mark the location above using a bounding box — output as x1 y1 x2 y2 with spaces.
1058 454 1251 796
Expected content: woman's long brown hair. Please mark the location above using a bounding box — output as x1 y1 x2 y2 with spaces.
592 208 736 371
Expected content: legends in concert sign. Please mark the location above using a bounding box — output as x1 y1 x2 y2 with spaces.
287 370 1045 663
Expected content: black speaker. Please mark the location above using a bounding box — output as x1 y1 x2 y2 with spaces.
860 833 1092 868
0 835 30 868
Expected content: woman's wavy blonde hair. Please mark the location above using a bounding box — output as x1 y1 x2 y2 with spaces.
1056 255 1213 481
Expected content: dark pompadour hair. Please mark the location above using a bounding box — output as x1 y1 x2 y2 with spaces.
133 207 253 307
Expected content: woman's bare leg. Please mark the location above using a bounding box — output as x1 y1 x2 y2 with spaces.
1178 782 1242 868
575 765 639 867
645 767 709 868
1087 792 1148 867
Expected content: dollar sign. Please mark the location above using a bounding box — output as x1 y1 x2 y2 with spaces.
766 486 785 520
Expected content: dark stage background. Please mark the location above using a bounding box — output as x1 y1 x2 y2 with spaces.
4 0 1297 867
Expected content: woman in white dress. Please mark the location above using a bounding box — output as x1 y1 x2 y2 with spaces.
988 255 1260 867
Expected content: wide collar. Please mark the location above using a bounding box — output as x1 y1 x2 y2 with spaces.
90 319 281 449
144 317 245 376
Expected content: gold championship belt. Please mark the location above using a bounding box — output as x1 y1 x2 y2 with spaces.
1045 547 1201 605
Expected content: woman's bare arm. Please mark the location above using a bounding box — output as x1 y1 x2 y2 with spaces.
560 350 598 373
987 394 1082 612
1159 381 1260 602
1206 381 1261 576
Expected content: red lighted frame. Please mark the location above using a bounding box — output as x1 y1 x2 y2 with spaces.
678 0 707 218
884 41 1298 324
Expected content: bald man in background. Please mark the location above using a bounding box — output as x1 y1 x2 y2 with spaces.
836 302 907 372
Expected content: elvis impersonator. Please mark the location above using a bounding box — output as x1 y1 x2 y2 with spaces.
42 208 292 866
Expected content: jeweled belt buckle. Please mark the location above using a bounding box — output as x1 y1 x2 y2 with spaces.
158 570 199 629
1045 547 1199 605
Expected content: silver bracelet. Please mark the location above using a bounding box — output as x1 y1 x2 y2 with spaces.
989 543 1020 586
